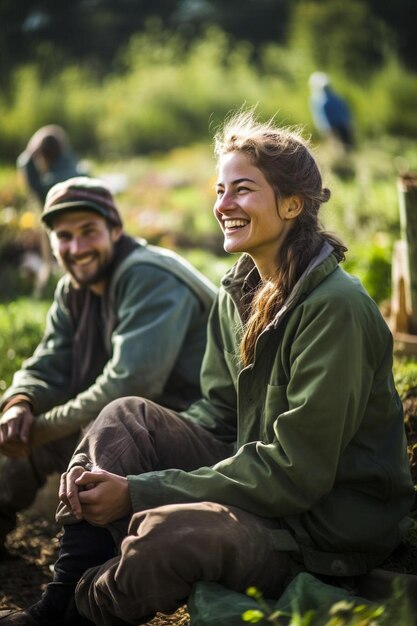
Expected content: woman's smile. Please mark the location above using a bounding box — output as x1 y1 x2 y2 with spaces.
223 218 250 231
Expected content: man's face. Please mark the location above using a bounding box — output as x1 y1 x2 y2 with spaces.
49 210 122 294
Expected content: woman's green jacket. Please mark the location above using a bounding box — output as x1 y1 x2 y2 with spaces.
129 244 415 575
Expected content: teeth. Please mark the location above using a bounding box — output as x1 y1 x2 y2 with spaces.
73 256 94 266
224 219 248 228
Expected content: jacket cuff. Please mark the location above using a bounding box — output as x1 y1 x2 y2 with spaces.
1 394 33 414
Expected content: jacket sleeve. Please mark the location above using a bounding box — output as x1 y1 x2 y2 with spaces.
0 279 75 414
31 264 206 444
127 291 391 518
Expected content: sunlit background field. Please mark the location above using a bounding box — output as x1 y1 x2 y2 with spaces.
1 0 417 401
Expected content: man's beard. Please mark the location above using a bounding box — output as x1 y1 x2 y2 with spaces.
65 255 114 289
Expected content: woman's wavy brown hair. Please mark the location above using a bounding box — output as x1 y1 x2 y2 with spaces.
214 110 347 366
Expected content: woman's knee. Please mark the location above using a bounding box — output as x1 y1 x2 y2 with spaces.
95 396 147 427
82 397 152 449
125 502 243 570
124 503 291 594
72 397 159 477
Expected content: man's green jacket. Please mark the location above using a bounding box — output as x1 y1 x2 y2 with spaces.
1 242 216 445
128 243 415 576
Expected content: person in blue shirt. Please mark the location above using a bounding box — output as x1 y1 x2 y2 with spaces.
17 125 87 205
309 72 355 151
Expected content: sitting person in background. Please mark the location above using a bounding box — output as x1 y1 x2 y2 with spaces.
17 125 88 294
1 111 413 626
309 72 355 151
0 176 216 560
17 125 87 206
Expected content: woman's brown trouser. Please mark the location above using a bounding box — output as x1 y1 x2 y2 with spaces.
57 397 293 626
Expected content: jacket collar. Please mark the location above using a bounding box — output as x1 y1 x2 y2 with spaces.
221 242 339 325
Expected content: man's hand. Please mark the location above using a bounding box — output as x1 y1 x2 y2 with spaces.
0 404 34 458
60 467 132 525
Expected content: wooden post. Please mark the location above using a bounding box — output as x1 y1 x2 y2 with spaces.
390 240 409 333
397 174 417 334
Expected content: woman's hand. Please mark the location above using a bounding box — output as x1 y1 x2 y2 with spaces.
59 465 86 519
60 466 132 525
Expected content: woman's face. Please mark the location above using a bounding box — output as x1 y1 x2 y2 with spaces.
214 151 298 279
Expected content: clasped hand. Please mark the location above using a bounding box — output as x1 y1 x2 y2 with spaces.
59 466 132 526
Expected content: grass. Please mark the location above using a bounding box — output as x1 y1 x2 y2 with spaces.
0 298 50 392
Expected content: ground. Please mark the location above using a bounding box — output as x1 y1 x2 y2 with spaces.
0 509 191 624
0 513 190 624
404 393 417 485
1 395 417 623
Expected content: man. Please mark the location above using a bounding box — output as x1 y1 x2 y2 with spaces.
0 176 216 555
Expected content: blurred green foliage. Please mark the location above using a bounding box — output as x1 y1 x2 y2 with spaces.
243 576 416 626
1 22 417 161
394 358 417 399
344 243 392 304
0 299 50 392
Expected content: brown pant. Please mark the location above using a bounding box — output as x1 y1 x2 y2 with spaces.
77 502 293 625
57 397 294 625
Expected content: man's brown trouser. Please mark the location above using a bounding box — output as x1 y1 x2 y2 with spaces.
56 397 295 626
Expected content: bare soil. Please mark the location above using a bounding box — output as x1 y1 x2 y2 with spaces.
1 393 417 622
0 508 190 624
0 514 190 624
